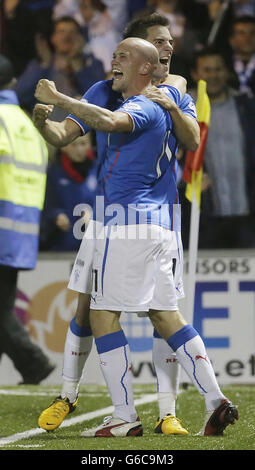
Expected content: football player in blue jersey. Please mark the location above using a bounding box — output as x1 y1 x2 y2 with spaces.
35 13 199 437
33 17 237 440
35 36 238 438
123 14 199 152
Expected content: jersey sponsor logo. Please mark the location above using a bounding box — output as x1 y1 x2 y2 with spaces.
121 102 142 111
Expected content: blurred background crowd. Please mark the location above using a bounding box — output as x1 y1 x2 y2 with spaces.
1 0 255 251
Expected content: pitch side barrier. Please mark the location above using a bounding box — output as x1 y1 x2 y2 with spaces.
0 249 255 386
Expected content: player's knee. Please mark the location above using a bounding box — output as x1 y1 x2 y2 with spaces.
89 309 121 338
148 309 186 339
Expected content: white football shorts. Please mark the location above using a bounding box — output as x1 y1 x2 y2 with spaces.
68 220 102 294
84 223 185 312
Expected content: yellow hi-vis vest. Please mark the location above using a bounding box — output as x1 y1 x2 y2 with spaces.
0 104 48 269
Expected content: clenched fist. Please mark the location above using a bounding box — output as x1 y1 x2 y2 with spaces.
33 103 53 129
35 79 59 105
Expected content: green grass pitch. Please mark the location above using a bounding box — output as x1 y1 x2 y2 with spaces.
0 384 254 452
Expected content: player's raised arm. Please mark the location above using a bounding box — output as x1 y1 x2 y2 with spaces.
32 103 82 147
35 79 133 133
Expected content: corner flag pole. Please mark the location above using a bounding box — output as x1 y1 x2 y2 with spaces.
182 80 211 325
185 185 200 325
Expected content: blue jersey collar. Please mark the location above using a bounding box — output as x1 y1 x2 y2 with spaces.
0 90 19 105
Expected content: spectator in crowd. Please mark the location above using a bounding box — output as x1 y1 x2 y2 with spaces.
181 0 235 86
127 0 148 20
152 0 188 40
199 1 234 49
132 0 202 87
54 0 129 35
102 0 129 35
180 48 255 249
233 0 255 17
0 1 7 54
15 15 105 120
228 15 255 96
53 0 81 19
3 0 55 76
40 133 97 252
0 54 55 384
78 0 120 76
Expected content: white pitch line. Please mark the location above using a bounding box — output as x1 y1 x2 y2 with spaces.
0 393 157 447
0 389 106 397
0 389 60 397
7 444 45 448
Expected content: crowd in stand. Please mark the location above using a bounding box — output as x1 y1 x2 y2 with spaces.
1 0 255 250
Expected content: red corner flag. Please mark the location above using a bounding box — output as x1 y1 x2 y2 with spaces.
183 80 210 206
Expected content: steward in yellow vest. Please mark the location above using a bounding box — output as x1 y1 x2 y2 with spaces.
0 92 48 269
0 54 54 384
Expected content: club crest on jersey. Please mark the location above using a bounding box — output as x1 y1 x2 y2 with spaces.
188 101 197 116
74 269 80 284
158 86 171 95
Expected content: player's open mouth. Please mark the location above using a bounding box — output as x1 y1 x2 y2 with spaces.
112 69 123 80
159 57 170 65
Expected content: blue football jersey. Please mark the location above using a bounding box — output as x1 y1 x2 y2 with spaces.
66 80 197 229
66 79 187 170
94 95 179 229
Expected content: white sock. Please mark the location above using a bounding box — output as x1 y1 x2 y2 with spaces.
95 331 137 423
61 380 79 404
168 325 226 411
61 319 93 402
157 392 177 418
153 336 180 418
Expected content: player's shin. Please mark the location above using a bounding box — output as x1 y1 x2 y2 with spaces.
167 325 226 411
153 329 180 418
61 317 93 403
95 330 137 423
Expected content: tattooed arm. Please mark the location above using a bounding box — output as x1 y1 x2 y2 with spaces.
34 79 133 134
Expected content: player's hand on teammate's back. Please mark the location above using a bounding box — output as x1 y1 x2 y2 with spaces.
143 86 175 111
